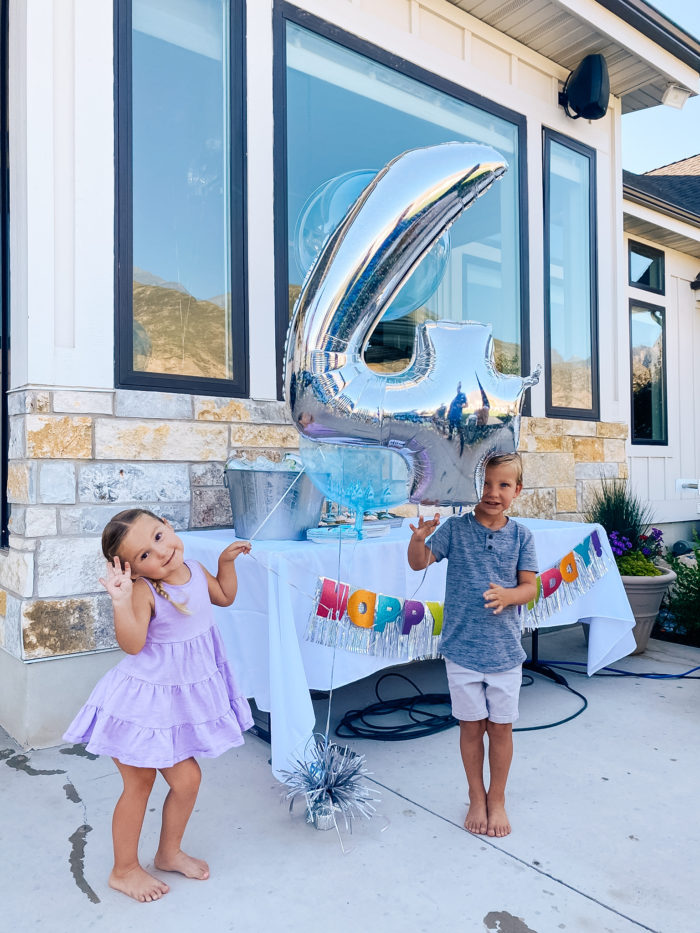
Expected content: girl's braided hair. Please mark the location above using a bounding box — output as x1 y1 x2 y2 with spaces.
101 509 191 615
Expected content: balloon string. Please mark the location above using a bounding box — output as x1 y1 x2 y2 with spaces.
243 550 317 602
245 518 435 607
241 503 362 740
240 467 320 601
244 468 306 541
323 525 344 742
322 457 365 742
409 563 431 602
245 518 434 609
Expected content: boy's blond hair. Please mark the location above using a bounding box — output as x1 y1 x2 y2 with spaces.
484 452 523 486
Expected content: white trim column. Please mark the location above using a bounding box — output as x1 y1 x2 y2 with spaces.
10 0 115 392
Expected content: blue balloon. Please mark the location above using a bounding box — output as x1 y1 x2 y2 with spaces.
299 437 409 535
294 170 450 322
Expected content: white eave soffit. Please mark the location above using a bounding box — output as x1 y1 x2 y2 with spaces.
445 0 700 112
623 202 700 259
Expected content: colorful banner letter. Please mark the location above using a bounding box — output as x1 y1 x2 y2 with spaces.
375 594 403 633
317 577 350 619
402 600 425 635
347 589 377 628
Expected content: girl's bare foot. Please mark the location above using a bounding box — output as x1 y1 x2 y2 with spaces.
464 798 488 834
109 865 170 902
486 797 511 837
154 849 210 880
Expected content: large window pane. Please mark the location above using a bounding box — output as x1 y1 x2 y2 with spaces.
284 22 523 375
545 133 598 415
131 0 234 379
630 301 667 444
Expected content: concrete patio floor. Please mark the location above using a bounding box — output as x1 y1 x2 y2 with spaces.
1 626 697 933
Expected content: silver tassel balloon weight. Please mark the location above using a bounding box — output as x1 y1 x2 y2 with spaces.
280 735 379 832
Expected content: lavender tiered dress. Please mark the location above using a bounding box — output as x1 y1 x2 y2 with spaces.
64 561 253 768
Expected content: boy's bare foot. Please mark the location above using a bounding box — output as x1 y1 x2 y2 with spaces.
109 865 170 902
486 797 511 837
464 798 488 834
154 849 210 880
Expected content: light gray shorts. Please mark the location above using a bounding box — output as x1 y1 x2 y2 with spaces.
444 659 522 723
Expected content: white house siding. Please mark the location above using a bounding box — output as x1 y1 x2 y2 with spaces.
9 0 115 390
625 232 700 525
0 0 696 744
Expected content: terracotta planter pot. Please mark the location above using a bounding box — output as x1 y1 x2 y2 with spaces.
621 570 677 654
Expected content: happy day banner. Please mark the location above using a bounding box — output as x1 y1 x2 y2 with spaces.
305 530 611 659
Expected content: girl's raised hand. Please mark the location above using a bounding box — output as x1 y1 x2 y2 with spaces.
218 541 252 563
99 556 134 603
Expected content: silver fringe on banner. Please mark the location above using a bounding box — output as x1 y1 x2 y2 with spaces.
305 531 611 655
305 576 443 661
520 529 612 630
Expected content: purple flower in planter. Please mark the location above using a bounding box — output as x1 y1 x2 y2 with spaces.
637 527 665 561
610 531 633 557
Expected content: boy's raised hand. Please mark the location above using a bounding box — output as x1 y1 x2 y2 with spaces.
409 513 441 540
99 556 133 604
218 541 252 563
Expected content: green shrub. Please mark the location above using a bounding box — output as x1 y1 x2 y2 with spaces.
583 478 653 542
616 551 663 577
663 537 700 638
583 478 662 576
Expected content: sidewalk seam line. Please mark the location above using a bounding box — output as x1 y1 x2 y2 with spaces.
368 777 660 933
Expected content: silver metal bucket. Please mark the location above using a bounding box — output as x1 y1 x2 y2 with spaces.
223 467 325 540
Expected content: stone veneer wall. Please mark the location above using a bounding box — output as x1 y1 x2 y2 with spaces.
0 390 628 663
0 389 297 662
513 416 629 520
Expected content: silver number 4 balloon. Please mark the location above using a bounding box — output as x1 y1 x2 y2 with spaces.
285 142 540 506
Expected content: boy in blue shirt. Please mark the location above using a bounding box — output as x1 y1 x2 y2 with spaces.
407 453 537 837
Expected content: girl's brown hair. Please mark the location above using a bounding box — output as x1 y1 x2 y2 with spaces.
101 509 191 615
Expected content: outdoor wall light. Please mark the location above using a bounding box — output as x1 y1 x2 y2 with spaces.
690 272 700 291
558 54 610 120
661 83 692 109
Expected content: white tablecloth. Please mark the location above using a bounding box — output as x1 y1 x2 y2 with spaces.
181 518 635 777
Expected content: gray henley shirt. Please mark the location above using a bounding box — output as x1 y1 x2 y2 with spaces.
427 513 538 673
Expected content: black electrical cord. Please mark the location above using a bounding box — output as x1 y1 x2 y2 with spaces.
335 658 700 742
539 660 700 680
514 672 588 732
335 667 588 741
335 672 457 741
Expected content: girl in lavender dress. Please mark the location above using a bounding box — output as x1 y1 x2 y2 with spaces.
64 509 254 903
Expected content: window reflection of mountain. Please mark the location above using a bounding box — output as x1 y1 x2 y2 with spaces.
132 279 231 378
631 333 664 394
550 350 593 410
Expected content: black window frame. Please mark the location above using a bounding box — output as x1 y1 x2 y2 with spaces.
543 128 599 421
628 239 665 295
272 1 530 404
629 298 668 446
114 0 249 397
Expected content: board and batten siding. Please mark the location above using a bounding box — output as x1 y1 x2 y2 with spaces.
626 237 700 524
